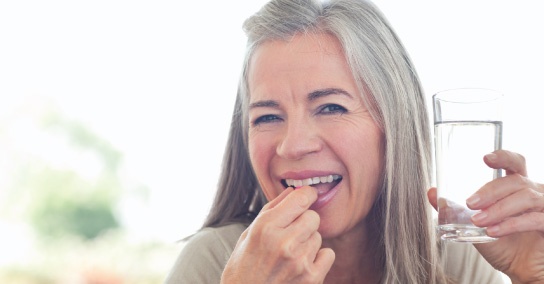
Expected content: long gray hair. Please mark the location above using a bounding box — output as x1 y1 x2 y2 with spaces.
204 0 447 283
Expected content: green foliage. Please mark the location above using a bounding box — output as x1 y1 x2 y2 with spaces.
41 111 123 174
0 101 169 284
25 166 119 239
0 267 55 284
8 108 124 240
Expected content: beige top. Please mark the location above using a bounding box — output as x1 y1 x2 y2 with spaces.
165 223 504 284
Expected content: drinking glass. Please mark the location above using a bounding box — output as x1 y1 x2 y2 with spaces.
433 88 503 243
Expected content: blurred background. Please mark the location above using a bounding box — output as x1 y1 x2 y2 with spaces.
0 0 542 283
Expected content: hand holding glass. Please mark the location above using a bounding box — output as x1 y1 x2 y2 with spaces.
433 88 503 243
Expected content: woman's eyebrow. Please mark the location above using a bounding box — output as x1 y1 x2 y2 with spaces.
249 100 279 110
308 88 353 101
249 88 353 110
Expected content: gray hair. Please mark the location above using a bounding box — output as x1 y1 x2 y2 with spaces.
204 0 447 283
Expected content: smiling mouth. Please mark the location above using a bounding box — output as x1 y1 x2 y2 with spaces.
281 174 342 189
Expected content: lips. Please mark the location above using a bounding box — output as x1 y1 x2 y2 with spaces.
310 177 342 210
279 173 343 210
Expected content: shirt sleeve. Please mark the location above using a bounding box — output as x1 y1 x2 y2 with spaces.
442 242 505 284
164 224 245 284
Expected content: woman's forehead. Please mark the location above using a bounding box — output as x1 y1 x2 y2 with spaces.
247 33 350 95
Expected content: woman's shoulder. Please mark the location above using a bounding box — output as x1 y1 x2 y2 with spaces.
164 223 248 284
187 223 248 248
178 223 247 262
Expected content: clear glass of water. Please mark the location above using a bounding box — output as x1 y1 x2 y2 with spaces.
433 88 503 243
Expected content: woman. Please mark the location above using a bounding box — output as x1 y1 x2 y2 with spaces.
167 0 544 283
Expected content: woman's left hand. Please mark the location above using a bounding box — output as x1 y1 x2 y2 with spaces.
428 150 544 283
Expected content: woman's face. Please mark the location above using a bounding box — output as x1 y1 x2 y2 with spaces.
247 33 385 239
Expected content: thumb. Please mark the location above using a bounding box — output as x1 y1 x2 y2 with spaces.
427 187 438 211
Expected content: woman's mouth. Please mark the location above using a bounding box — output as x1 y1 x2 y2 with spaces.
281 174 342 195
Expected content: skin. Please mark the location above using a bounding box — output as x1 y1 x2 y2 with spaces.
428 150 544 283
222 32 384 283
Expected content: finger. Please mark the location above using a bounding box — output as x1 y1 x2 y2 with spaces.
427 187 438 211
288 210 320 243
291 231 323 264
467 174 535 210
263 187 294 211
472 187 544 227
484 150 527 177
277 230 322 262
485 212 544 237
269 186 318 228
311 248 335 282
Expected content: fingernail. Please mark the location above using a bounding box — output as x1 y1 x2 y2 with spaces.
485 153 498 162
472 211 487 222
486 225 500 235
466 194 481 207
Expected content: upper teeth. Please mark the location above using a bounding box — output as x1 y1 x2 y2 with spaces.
285 174 341 188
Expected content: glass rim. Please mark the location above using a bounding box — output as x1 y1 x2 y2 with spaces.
433 88 503 104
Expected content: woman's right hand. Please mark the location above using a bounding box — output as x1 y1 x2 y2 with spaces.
221 186 335 283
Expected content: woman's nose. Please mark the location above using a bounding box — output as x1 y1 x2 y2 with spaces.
276 119 322 160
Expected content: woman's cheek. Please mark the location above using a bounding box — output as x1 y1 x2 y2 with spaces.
248 133 274 182
248 133 264 164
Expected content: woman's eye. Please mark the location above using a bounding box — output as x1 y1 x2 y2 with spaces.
253 114 281 126
319 104 347 114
